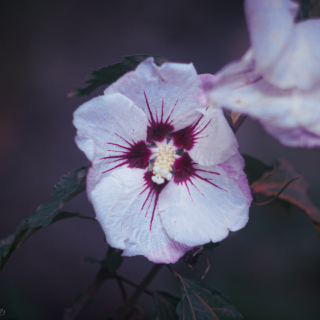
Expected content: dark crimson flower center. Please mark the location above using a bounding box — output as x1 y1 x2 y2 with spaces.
143 91 175 143
101 139 151 173
171 115 212 151
99 89 224 230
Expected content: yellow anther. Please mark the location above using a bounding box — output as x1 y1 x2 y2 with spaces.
152 144 178 184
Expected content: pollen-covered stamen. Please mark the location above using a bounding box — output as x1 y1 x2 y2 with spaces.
151 145 175 184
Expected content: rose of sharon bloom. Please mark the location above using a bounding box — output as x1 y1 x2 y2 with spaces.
73 58 251 264
204 0 320 148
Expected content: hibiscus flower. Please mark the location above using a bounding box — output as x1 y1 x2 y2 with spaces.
73 58 251 264
203 0 320 148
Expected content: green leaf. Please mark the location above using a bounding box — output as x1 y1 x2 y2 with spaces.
176 275 244 320
68 54 168 97
202 242 220 252
242 154 272 185
101 251 123 271
85 250 123 271
84 256 100 264
153 291 180 320
310 0 320 17
0 167 94 271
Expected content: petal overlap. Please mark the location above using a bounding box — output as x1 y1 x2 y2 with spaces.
89 167 190 264
105 58 206 133
187 96 239 167
158 158 249 246
73 93 150 174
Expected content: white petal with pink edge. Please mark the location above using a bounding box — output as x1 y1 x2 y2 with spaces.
73 93 149 174
105 57 206 132
218 152 252 206
158 160 250 247
89 167 189 264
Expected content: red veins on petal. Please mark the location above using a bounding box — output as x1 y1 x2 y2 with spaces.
101 137 151 173
144 91 175 142
171 116 212 151
173 153 225 192
138 171 168 231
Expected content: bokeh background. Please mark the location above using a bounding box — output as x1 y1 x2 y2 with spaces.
1 0 320 319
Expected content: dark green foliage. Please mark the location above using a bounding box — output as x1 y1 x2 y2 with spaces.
242 154 272 185
202 242 220 252
310 0 320 17
0 167 94 270
176 276 244 320
153 291 180 320
69 55 168 97
85 250 123 271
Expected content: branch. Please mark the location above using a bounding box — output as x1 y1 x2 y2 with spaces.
62 248 116 320
115 274 154 296
62 265 113 320
231 114 247 134
116 277 128 302
114 264 163 320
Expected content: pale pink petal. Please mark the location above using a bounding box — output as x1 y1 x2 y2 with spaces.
188 107 239 166
105 57 205 133
159 158 250 247
89 167 189 263
86 167 102 204
246 0 320 90
245 0 298 74
262 20 320 91
218 153 252 205
73 94 150 174
206 51 320 148
264 123 320 148
197 74 218 105
206 49 263 108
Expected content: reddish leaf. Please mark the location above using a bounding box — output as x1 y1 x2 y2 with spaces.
251 159 320 226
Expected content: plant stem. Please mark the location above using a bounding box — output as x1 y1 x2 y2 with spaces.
115 274 154 296
114 264 163 320
116 277 128 302
232 114 247 134
62 247 117 320
62 265 113 320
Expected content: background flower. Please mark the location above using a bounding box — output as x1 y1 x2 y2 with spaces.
204 0 320 148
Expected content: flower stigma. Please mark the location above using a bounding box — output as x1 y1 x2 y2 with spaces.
151 143 177 184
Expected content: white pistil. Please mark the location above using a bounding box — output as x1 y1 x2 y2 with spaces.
152 144 176 184
151 174 164 184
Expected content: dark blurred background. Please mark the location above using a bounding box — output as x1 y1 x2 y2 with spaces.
1 1 320 319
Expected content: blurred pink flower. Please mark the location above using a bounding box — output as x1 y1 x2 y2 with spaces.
204 0 320 148
73 58 251 264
